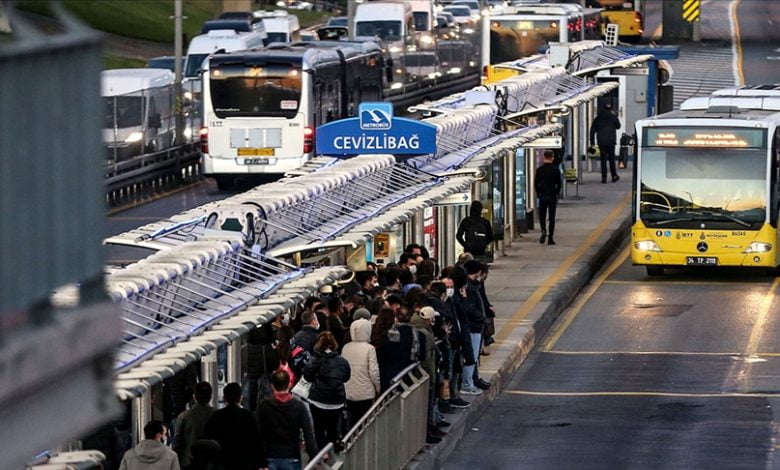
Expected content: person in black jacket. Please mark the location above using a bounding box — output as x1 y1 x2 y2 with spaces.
246 324 280 411
375 308 423 392
451 263 485 395
303 331 351 449
534 150 562 245
203 383 266 470
293 311 319 353
590 102 622 184
256 370 318 469
456 201 494 260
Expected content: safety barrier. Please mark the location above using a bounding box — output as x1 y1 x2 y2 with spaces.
305 364 430 470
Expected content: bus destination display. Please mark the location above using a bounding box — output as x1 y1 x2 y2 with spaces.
645 127 766 148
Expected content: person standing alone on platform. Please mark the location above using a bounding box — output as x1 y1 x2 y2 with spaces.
119 420 180 470
590 102 622 183
456 201 494 261
535 150 561 246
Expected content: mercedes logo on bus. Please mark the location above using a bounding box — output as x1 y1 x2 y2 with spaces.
696 242 709 253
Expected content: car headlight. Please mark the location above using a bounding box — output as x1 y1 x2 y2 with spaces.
463 28 474 34
421 35 434 45
634 240 661 252
449 67 461 74
745 242 772 253
125 132 143 143
390 82 403 90
389 46 402 54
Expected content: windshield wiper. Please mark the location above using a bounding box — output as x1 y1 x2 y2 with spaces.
696 210 751 228
653 217 695 226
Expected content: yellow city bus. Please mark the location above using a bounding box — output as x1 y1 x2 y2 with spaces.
631 86 780 275
589 0 644 41
481 3 602 84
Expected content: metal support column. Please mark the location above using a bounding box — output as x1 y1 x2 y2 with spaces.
201 349 219 408
412 212 424 248
132 392 152 444
505 150 514 247
445 205 457 266
226 337 242 385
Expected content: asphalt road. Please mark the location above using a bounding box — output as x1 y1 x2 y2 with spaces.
443 2 780 468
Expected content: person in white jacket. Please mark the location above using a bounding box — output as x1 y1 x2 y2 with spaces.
341 318 381 428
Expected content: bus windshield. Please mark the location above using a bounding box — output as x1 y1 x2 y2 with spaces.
105 96 143 128
639 147 768 228
489 18 561 63
355 21 403 41
413 12 429 31
185 53 208 78
587 0 635 11
209 63 302 119
266 32 289 43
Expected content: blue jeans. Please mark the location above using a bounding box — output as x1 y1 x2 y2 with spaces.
462 332 482 388
268 458 301 470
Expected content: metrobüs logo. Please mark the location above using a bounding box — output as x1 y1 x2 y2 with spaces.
359 102 392 130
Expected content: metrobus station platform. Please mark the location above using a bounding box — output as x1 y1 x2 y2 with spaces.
409 169 632 469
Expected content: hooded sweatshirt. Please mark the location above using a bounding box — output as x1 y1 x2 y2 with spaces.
120 440 180 470
341 318 381 401
256 394 318 460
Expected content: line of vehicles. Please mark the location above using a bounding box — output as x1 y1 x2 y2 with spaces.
103 1 648 188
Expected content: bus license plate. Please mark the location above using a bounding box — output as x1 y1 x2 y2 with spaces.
686 256 718 266
241 158 269 165
237 147 274 157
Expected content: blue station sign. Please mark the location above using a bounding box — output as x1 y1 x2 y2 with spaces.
316 102 437 156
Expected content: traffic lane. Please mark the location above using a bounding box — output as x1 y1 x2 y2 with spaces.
443 392 776 470
546 259 775 355
737 0 780 85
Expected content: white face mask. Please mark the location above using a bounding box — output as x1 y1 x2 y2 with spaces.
409 265 417 275
374 282 380 287
446 288 454 299
281 313 290 326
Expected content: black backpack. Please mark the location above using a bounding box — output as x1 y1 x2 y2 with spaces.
464 218 488 249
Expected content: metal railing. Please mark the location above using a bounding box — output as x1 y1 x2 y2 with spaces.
305 364 430 470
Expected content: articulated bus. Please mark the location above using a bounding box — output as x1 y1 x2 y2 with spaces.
481 3 602 83
200 41 387 189
632 86 780 275
587 0 644 41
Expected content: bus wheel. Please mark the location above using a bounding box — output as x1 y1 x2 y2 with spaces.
646 266 664 276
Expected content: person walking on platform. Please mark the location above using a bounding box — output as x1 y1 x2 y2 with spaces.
204 382 266 470
456 201 494 261
590 102 622 184
172 382 215 467
535 150 562 246
119 420 180 470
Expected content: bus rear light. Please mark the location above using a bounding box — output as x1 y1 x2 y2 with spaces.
303 126 314 154
199 127 209 153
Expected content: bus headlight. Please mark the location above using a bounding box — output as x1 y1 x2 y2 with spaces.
745 242 772 253
389 46 402 54
634 240 661 252
125 132 143 143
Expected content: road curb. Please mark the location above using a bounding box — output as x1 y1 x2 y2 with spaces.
407 214 632 469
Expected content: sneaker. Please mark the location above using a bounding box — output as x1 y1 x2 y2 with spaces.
431 427 448 438
437 419 451 428
612 175 620 182
601 179 607 184
460 386 483 395
539 232 546 244
426 432 442 444
475 378 491 390
439 401 456 414
449 397 471 408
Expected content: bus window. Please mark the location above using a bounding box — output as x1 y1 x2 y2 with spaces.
356 21 403 42
266 32 289 43
413 12 429 32
490 19 561 63
209 63 302 119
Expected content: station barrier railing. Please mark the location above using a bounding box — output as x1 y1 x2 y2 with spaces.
305 363 429 470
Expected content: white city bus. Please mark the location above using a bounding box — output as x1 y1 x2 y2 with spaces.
200 42 387 189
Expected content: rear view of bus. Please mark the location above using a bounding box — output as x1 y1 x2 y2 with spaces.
589 0 643 42
201 52 309 188
631 86 780 275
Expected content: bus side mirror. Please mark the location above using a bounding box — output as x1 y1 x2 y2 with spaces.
149 113 162 129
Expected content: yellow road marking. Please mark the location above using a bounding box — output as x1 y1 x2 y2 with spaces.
544 350 740 357
740 277 780 392
731 0 745 85
604 280 767 287
494 193 631 343
506 390 780 398
107 179 210 216
541 246 630 351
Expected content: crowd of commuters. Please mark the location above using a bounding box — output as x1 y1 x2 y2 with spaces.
117 235 496 470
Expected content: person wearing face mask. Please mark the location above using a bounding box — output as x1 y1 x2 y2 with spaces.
120 420 180 470
426 283 455 414
293 311 320 354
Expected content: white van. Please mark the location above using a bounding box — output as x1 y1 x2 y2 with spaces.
406 0 436 49
255 10 301 43
354 2 414 57
102 69 176 160
184 29 267 79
